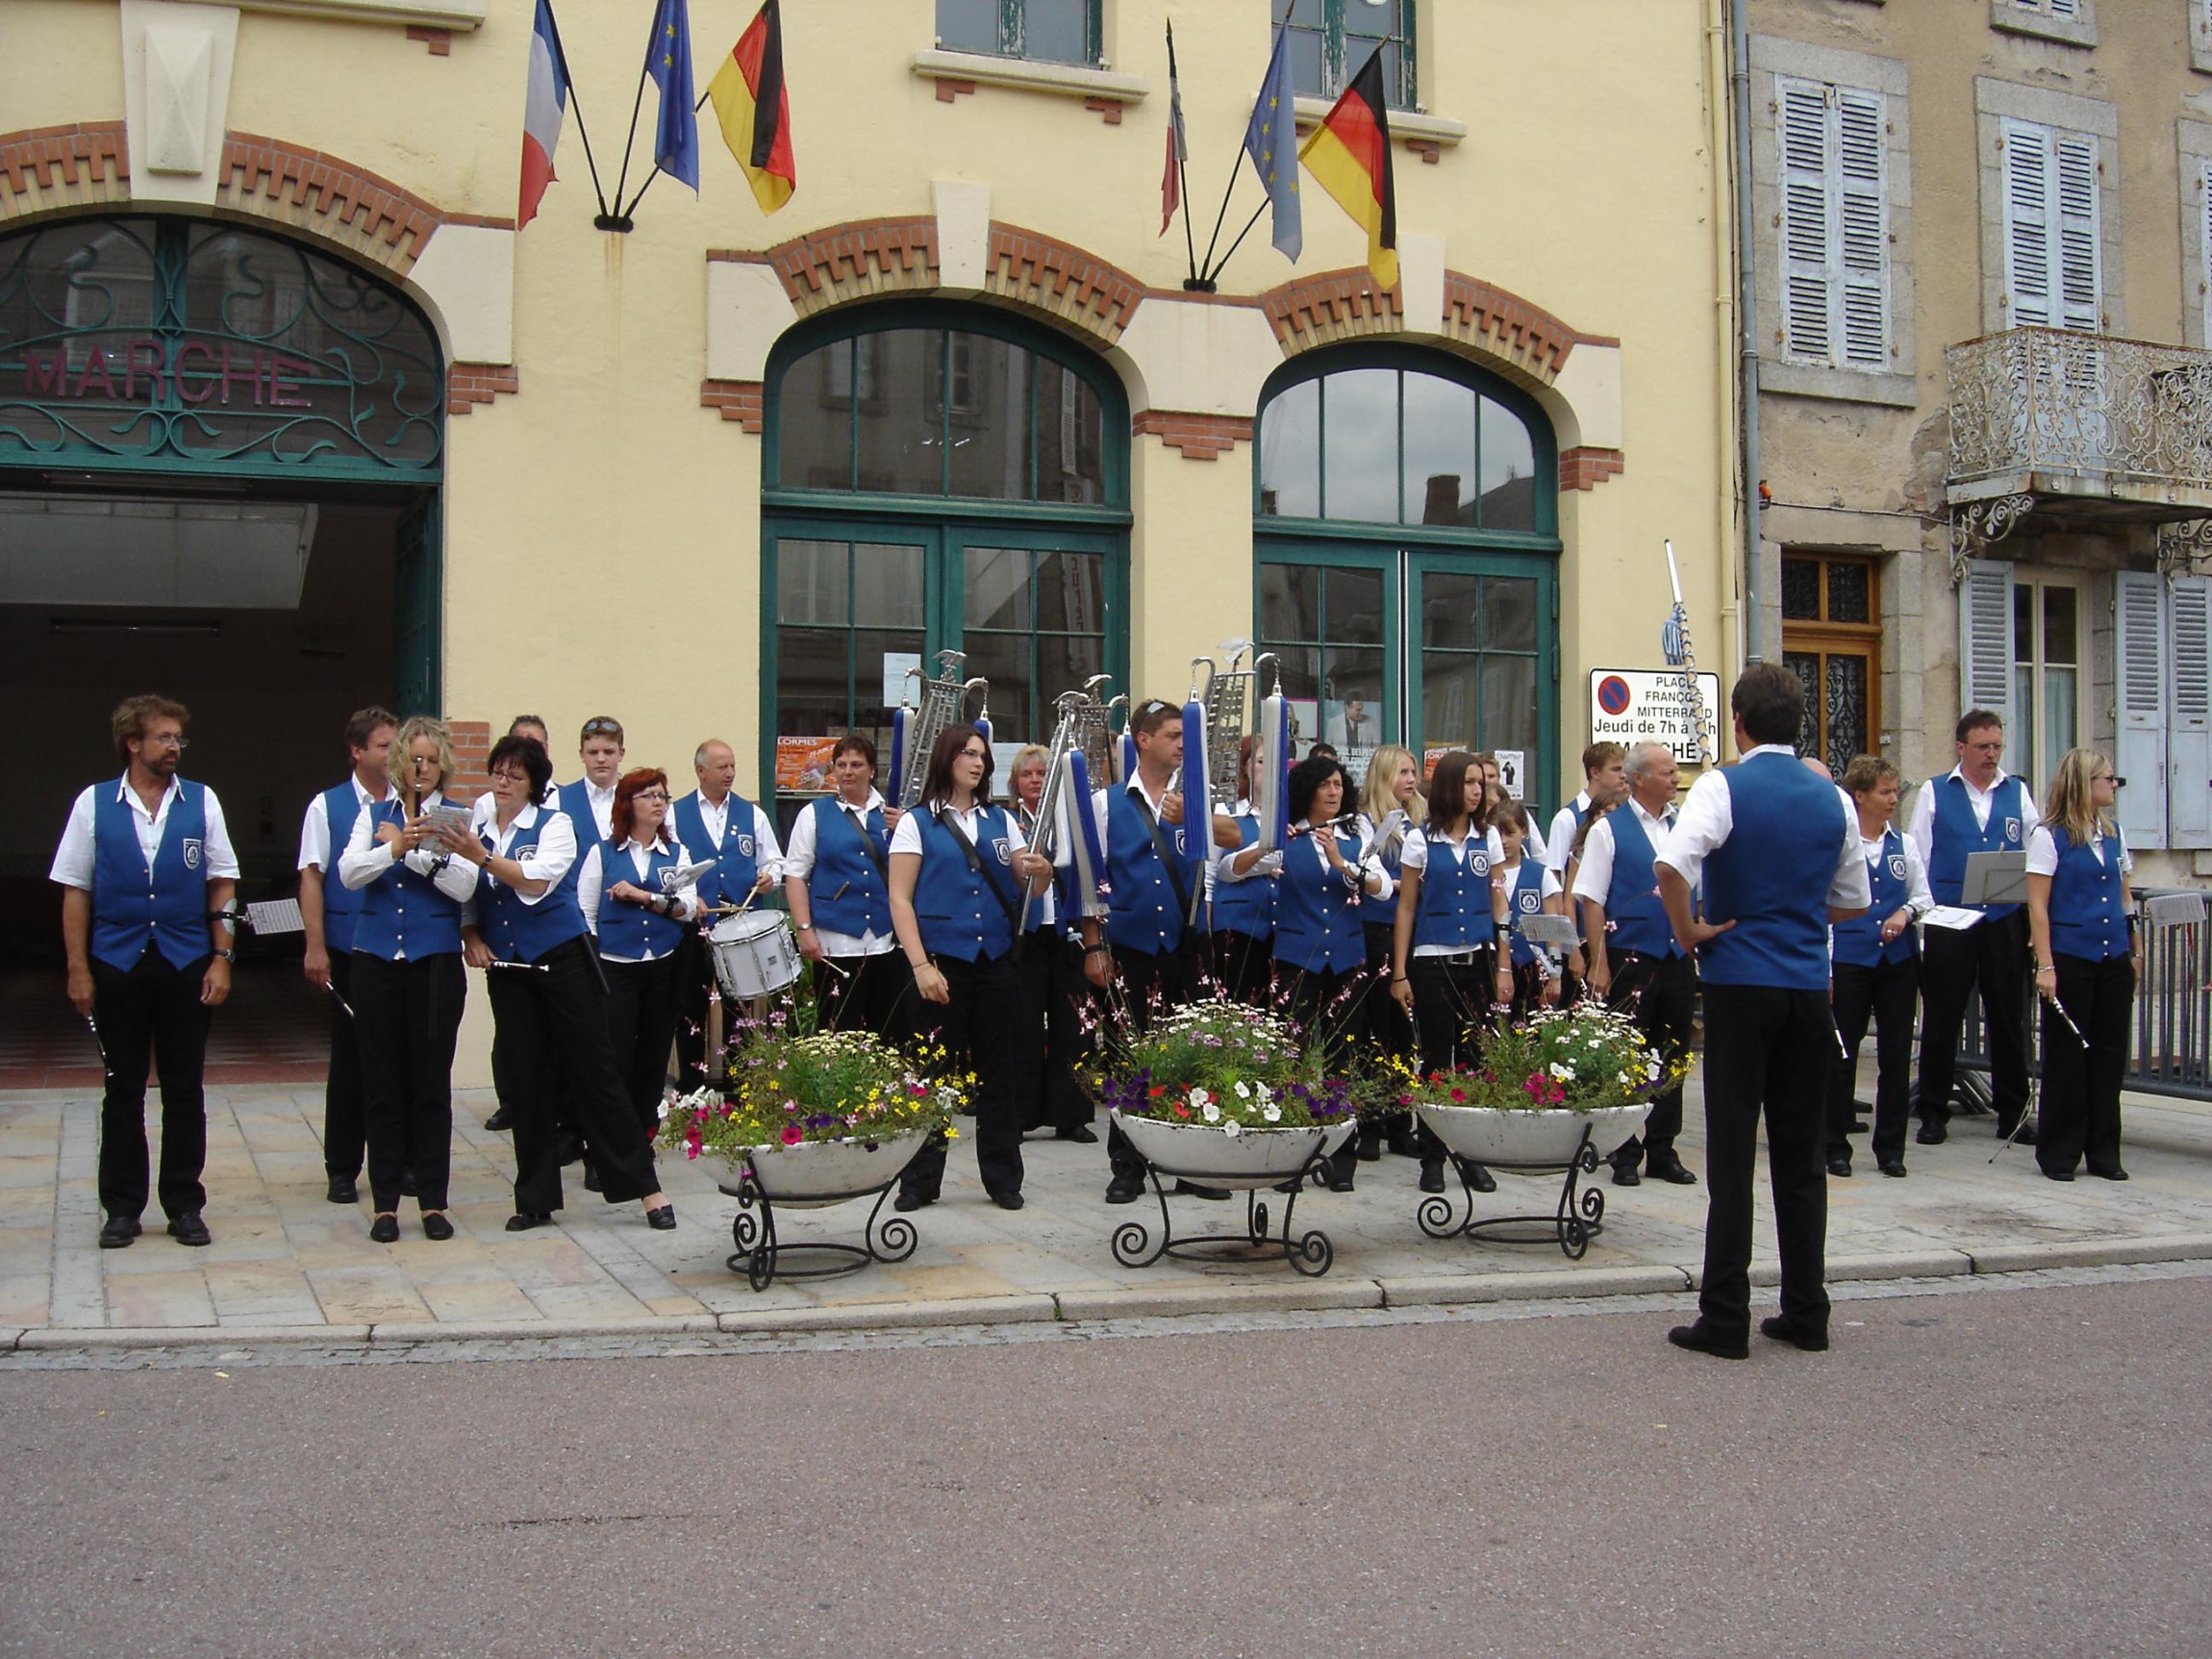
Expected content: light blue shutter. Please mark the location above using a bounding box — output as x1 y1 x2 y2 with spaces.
2001 118 2053 328
2051 132 2102 332
1959 558 2016 733
2114 570 2167 847
1837 88 1890 367
1777 78 1834 363
2169 575 2211 849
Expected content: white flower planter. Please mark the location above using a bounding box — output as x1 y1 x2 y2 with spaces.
1413 1101 1651 1169
711 1129 931 1211
1111 1109 1356 1192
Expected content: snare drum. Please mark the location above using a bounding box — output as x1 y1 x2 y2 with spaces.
710 910 801 1000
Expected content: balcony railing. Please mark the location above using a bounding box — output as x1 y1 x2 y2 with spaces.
1947 326 2212 502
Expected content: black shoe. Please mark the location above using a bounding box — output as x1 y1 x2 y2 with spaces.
1878 1158 1908 1178
1916 1122 1948 1145
1056 1125 1099 1144
1845 1118 1870 1136
166 1211 211 1247
1104 1177 1145 1205
2088 1165 2130 1181
1758 1315 1829 1352
646 1202 677 1230
1419 1162 1445 1194
2042 1167 2076 1182
399 1169 418 1198
1667 1320 1747 1360
1996 1119 2037 1146
583 1166 602 1194
893 1191 933 1213
555 1133 584 1166
368 1213 400 1244
421 1212 455 1242
1325 1169 1356 1193
1646 1157 1697 1186
484 1105 514 1132
1826 1157 1852 1178
990 1190 1025 1212
1466 1161 1497 1194
98 1215 140 1249
1173 1180 1232 1200
325 1175 358 1205
505 1211 555 1231
1355 1125 1383 1162
1385 1120 1420 1158
1611 1160 1643 1187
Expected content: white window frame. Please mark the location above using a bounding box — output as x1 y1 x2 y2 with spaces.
1991 0 2096 49
1776 77 1894 375
2011 572 2086 803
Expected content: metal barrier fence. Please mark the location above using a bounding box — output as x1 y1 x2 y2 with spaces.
1952 889 2212 1102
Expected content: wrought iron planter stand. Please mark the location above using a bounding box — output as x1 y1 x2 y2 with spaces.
1417 1128 1605 1262
720 1165 918 1293
1111 1147 1338 1277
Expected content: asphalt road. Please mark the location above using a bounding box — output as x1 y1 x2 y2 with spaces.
4 1273 2209 1658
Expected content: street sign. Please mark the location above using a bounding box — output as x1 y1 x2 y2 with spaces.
1589 668 1721 753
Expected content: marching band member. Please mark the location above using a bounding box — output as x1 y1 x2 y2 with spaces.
1825 756 1931 1180
1546 743 1626 875
1209 735 1277 1006
673 738 783 1087
338 716 477 1242
559 716 627 849
1574 742 1697 1188
783 734 908 1043
297 705 396 1203
1492 801 1565 1020
53 695 238 1250
1357 745 1422 1163
1389 750 1509 1195
2024 749 2139 1183
1908 710 2038 1146
475 716 555 1137
888 724 1054 1213
1273 752 1391 1193
453 735 676 1233
577 768 702 1141
1005 743 1095 1143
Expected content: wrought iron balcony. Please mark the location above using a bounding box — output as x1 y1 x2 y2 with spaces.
1946 327 2212 571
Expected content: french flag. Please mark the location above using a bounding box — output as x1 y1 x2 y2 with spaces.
517 0 569 229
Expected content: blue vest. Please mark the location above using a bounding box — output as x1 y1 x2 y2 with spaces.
912 805 1018 964
1927 773 2026 920
475 810 590 964
317 782 371 953
1831 828 1917 969
670 790 762 912
805 798 891 937
595 838 689 959
1602 805 1678 960
1506 859 1548 968
350 799 464 962
1211 815 1274 941
1271 833 1367 974
2049 831 2129 963
1411 832 1495 951
89 779 211 972
1698 752 1848 992
1105 786 1191 956
557 779 607 861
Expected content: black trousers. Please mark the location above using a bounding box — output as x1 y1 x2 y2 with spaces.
1015 932 1093 1134
322 950 366 1180
1281 960 1369 1184
1916 909 2030 1128
603 953 682 1141
1105 943 1197 1185
901 950 1024 1201
1605 950 1695 1166
1827 956 1918 1164
1407 951 1499 1079
487 937 663 1215
813 949 916 1045
1211 928 1273 1006
1697 983 1835 1341
91 948 212 1221
671 925 716 1092
2038 952 2134 1176
351 951 466 1214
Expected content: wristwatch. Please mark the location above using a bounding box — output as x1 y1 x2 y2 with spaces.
214 948 236 963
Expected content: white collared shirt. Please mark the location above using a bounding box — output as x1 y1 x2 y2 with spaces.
482 801 576 907
1862 828 1935 916
1571 795 1676 905
298 773 394 872
786 790 896 955
472 781 559 830
1545 791 1593 873
2024 822 2131 874
1905 765 2041 870
1658 743 1870 910
1399 824 1496 957
577 835 702 958
336 791 480 901
50 775 240 890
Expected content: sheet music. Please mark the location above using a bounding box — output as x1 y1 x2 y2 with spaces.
245 898 305 936
1919 906 1983 932
660 860 716 893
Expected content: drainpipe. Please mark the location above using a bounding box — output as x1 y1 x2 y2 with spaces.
1730 0 1765 662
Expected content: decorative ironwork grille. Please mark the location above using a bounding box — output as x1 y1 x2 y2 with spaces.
1947 326 2212 492
0 216 442 482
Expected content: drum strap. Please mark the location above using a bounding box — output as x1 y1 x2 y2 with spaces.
933 807 1025 960
841 805 891 886
1130 792 1194 917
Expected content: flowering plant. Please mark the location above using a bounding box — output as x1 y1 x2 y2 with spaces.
657 1026 964 1160
1090 998 1355 1131
1422 1002 1679 1115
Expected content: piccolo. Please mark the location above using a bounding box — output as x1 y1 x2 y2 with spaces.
482 960 551 973
1289 813 1361 838
85 1013 112 1077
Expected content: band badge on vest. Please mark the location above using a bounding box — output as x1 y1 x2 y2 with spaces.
1518 891 1541 914
1887 854 1907 882
1470 853 1491 876
736 834 756 857
2003 817 2022 844
992 838 1012 865
182 838 202 870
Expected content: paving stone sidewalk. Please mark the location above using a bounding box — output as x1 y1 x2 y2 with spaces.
3 1074 2208 1348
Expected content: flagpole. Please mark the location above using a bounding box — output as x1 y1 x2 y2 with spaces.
540 0 611 217
1206 199 1271 284
1168 20 1198 288
1200 1 1296 285
605 4 665 233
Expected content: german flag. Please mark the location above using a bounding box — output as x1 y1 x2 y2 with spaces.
708 0 795 214
1298 45 1396 290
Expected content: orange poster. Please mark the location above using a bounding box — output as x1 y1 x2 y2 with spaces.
775 736 838 793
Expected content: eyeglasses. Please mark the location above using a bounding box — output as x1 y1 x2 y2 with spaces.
581 718 622 739
2096 773 2126 787
489 768 530 784
635 789 670 802
145 735 188 751
1963 740 2003 754
959 747 990 762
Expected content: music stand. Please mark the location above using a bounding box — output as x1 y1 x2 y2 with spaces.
1960 850 2028 908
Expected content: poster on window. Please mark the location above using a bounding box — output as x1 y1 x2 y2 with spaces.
1495 749 1526 800
775 737 839 794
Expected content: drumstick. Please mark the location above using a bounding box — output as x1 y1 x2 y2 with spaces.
324 982 358 1019
85 1014 112 1080
483 960 551 973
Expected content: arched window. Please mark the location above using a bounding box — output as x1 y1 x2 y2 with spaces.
1252 346 1559 797
763 304 1129 821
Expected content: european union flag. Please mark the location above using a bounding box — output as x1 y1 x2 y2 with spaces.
1244 23 1301 262
646 0 700 190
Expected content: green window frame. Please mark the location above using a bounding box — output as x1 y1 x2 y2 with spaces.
935 0 1100 67
1286 0 1418 111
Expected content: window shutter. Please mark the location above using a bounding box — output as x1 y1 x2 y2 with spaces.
1958 558 2017 733
2001 119 2053 328
2169 574 2212 849
2048 0 2083 18
2051 132 2102 331
1777 78 1835 363
2114 570 2168 847
2199 160 2212 348
1837 88 1890 367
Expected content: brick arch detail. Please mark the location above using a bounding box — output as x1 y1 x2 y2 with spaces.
1260 266 1584 394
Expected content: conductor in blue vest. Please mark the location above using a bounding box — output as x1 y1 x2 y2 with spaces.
1656 664 1870 1359
1906 710 2038 1144
52 695 239 1249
